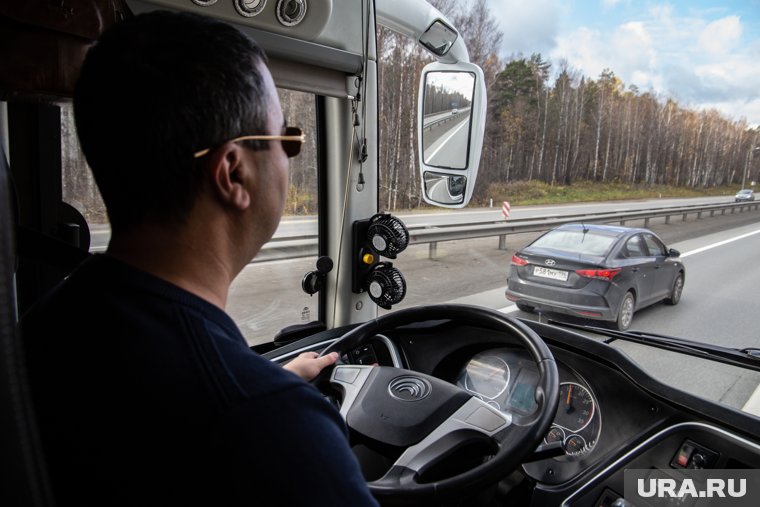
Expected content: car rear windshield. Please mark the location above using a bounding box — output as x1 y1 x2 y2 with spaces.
530 229 618 256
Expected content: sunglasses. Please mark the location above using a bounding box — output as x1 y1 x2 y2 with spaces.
193 126 304 159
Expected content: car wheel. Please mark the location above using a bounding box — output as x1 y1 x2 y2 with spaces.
614 292 635 331
665 273 684 305
516 302 534 313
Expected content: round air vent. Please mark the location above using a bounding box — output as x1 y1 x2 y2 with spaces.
276 0 307 26
366 213 409 259
366 263 406 310
235 0 267 17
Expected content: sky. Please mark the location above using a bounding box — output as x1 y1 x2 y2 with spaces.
485 0 760 128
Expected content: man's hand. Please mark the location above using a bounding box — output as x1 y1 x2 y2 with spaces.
283 351 339 381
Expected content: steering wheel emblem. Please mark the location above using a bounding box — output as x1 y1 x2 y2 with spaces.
388 376 431 401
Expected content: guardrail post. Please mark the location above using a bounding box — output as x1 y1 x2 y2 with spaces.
429 242 438 260
722 208 726 215
620 220 626 225
665 215 671 224
498 235 507 250
682 213 688 221
731 207 735 214
710 210 715 217
697 211 702 219
644 218 650 227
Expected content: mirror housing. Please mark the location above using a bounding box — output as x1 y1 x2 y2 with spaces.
418 61 486 208
669 248 681 258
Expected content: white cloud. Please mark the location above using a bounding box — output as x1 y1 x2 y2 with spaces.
698 16 742 55
550 22 657 86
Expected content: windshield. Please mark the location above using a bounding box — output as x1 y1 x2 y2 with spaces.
58 1 760 420
378 0 760 420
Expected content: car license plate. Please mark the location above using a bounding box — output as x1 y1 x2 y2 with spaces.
533 266 568 281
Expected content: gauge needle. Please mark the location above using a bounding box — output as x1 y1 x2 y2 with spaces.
565 385 575 414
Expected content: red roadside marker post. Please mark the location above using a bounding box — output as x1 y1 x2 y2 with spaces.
499 201 511 250
502 201 511 220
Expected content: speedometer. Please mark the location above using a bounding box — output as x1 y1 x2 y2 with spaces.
554 382 595 432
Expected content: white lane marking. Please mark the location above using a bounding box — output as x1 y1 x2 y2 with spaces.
425 118 468 162
742 384 760 417
680 228 760 258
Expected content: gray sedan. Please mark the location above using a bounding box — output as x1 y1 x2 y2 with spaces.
505 223 685 330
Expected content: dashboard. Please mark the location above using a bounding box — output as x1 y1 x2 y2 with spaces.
266 317 760 506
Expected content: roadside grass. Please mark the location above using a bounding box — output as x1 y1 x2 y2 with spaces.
284 181 745 215
479 180 742 207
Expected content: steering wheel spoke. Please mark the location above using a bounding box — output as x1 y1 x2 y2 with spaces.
329 364 375 418
386 397 511 475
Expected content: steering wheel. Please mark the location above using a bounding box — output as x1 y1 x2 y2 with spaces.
317 304 559 505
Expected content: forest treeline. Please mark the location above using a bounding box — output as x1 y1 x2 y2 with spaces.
378 0 760 210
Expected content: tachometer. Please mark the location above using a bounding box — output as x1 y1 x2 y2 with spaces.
554 382 595 432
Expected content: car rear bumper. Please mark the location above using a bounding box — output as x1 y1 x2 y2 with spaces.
505 280 616 321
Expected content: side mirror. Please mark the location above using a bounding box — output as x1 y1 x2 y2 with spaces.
418 62 486 208
669 248 681 258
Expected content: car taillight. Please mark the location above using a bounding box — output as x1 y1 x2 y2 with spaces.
511 255 529 266
575 268 621 281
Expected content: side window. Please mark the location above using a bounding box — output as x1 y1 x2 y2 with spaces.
227 89 320 346
61 90 321 347
622 235 646 258
643 234 667 257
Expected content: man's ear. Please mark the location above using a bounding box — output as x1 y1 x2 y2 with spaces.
206 143 252 210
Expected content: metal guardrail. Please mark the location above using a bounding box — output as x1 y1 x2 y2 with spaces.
253 201 760 263
422 108 471 131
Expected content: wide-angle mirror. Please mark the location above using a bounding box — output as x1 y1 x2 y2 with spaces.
423 171 467 205
418 62 486 208
418 20 458 57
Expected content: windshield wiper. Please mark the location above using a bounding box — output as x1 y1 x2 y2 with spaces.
548 321 760 373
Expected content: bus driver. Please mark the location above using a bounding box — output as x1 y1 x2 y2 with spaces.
20 10 378 507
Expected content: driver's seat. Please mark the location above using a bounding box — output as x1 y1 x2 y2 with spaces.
0 130 55 506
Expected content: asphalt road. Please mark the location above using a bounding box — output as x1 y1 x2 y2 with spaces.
230 205 760 344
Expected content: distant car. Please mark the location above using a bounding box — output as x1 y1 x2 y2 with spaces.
451 108 458 114
735 189 755 202
505 224 685 331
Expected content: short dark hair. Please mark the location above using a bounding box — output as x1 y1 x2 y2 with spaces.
74 10 269 232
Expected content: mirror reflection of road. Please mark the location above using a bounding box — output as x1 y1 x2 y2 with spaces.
423 107 471 167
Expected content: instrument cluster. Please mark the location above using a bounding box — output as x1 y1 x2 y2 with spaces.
455 348 602 458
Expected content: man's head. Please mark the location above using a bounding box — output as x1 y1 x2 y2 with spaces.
74 10 280 234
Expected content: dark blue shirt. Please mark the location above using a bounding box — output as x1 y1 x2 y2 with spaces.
21 254 378 506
